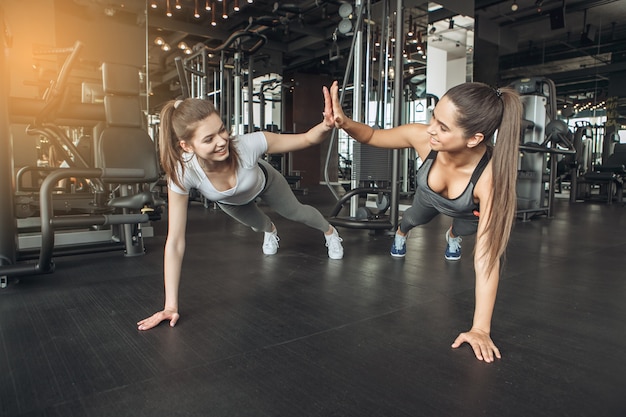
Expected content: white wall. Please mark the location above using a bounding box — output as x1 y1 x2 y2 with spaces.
446 56 466 90
426 46 448 100
426 48 468 100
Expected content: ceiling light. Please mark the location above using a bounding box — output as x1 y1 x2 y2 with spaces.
154 0 250 26
511 1 518 11
154 36 165 46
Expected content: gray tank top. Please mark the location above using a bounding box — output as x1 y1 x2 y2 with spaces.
415 149 491 220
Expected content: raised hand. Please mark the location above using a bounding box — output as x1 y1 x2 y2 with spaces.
321 84 335 130
323 81 350 129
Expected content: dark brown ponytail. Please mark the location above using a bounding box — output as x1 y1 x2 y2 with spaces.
444 82 522 275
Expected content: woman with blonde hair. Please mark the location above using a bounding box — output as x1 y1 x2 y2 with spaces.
138 92 344 331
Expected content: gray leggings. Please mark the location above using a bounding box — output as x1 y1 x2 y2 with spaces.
399 193 478 237
217 160 330 234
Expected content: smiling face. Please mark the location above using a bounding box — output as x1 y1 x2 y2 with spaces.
426 96 484 152
180 113 231 164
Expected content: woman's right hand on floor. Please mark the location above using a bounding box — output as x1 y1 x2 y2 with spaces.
137 309 180 331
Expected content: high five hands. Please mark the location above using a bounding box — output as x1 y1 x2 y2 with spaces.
322 81 348 130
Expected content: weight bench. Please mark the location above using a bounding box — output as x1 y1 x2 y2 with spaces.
95 62 165 255
580 143 626 204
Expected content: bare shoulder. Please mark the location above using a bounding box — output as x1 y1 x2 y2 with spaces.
406 123 431 160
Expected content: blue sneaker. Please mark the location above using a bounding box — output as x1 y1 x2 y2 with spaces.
445 230 462 260
390 233 407 257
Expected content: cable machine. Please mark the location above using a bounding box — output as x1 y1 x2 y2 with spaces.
175 29 267 134
326 0 408 232
511 77 575 220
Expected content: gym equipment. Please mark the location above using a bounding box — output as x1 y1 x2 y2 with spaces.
326 0 404 232
510 77 575 220
94 62 165 255
328 187 392 229
174 29 267 134
576 141 626 204
1 40 163 282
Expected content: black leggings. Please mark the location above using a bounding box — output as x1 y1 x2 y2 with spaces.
399 193 478 237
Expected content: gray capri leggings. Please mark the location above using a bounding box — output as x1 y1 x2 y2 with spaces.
399 193 478 237
217 160 330 234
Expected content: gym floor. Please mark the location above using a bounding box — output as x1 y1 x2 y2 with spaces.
1 186 625 417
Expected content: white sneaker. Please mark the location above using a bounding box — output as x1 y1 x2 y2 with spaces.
325 227 344 259
263 230 280 255
445 229 462 261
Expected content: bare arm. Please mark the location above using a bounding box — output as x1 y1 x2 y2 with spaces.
327 81 430 153
263 85 335 154
451 167 502 362
264 122 333 154
137 188 189 330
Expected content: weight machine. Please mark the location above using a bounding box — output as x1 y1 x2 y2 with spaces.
174 29 267 134
1 38 163 284
510 77 576 221
326 0 409 232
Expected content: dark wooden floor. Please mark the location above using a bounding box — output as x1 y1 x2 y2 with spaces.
1 186 625 417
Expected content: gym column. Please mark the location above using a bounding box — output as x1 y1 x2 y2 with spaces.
0 7 17 268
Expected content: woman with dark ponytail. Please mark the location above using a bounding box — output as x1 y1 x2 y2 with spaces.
327 81 522 362
138 92 344 331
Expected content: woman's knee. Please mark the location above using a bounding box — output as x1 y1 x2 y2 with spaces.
400 206 437 231
451 220 478 237
278 204 311 222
